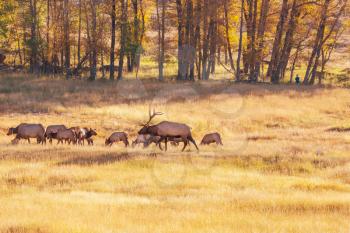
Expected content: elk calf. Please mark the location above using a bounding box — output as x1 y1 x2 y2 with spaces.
78 128 97 145
105 132 129 147
132 134 166 148
168 137 184 147
145 135 162 148
45 125 67 144
69 127 81 138
200 133 223 146
57 129 77 145
132 134 151 148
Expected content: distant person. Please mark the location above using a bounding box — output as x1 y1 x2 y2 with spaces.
295 75 300 85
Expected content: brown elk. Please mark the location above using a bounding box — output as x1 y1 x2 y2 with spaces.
138 109 199 152
56 129 77 145
78 128 97 145
200 133 223 146
69 127 81 137
10 124 46 145
45 125 67 144
105 132 129 147
7 123 30 143
132 134 168 148
132 134 153 148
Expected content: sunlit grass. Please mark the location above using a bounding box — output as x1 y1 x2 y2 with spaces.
0 75 350 233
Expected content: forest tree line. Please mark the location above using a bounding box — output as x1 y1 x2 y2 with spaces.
0 0 349 84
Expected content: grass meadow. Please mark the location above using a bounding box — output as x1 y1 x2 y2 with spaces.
0 73 350 233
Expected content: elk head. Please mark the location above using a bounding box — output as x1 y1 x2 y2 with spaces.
88 128 97 136
105 138 110 146
138 109 163 135
7 127 16 136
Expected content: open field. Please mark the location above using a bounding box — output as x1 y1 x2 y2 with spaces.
0 74 350 233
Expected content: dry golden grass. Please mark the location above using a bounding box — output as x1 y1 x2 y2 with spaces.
0 74 350 233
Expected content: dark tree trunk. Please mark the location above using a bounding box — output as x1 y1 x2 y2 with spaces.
194 0 201 80
176 0 184 80
209 11 217 76
275 0 299 82
160 0 166 80
127 55 132 72
90 0 97 80
188 0 195 81
248 0 258 82
135 0 145 79
156 0 165 81
64 0 70 78
268 0 288 83
289 41 302 83
22 5 27 66
303 0 330 84
253 0 270 80
101 49 105 78
84 2 92 70
47 0 50 64
17 35 23 65
224 44 228 65
29 0 39 73
205 18 215 80
118 0 127 80
201 0 209 80
110 0 116 80
78 0 82 65
131 0 139 71
236 0 244 81
224 0 235 72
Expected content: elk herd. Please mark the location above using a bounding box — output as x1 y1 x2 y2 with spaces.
5 110 223 152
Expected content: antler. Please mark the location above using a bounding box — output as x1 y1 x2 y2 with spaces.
145 108 163 126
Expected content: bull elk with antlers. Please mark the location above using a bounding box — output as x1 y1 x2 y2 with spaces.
138 109 199 152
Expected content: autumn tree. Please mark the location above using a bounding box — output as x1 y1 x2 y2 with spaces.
0 0 348 85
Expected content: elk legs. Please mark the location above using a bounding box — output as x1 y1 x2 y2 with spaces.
181 139 188 152
188 135 199 151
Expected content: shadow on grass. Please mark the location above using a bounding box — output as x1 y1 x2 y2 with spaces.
0 73 338 114
0 226 50 233
325 127 350 132
56 152 131 166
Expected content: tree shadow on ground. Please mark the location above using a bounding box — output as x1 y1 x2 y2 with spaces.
56 152 131 166
325 127 350 132
0 226 50 233
0 74 337 114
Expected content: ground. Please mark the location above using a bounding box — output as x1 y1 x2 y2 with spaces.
0 74 350 233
